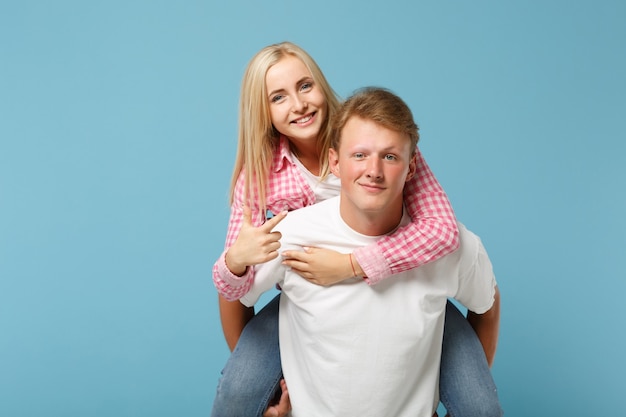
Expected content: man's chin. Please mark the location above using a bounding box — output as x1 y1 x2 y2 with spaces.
358 205 386 215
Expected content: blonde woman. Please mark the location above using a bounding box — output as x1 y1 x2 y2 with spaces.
210 42 501 417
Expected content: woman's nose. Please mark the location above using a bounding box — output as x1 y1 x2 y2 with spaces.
291 96 307 113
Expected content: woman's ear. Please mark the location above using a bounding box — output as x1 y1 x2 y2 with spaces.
329 148 340 176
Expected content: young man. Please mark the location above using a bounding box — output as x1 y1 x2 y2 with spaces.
239 87 500 417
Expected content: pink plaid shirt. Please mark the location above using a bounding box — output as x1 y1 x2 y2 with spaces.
213 136 459 300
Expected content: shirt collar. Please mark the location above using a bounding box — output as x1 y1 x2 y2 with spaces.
273 135 295 172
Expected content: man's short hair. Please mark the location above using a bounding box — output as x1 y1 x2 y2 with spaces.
330 87 419 154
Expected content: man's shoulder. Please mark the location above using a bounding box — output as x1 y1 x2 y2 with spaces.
280 197 338 226
274 198 340 249
456 222 481 256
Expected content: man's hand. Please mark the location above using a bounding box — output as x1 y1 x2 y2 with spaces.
225 206 287 275
281 247 362 286
263 379 291 417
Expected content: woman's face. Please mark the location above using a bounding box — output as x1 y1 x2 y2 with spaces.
265 55 326 145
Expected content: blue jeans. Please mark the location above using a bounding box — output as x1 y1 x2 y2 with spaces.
210 295 502 417
439 301 503 417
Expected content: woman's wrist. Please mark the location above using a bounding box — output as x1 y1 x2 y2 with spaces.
225 249 247 276
348 253 365 278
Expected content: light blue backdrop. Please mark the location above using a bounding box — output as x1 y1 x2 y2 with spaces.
1 1 624 416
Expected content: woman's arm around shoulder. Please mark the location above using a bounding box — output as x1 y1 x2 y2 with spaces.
353 148 460 284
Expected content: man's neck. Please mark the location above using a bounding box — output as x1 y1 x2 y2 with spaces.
339 204 403 236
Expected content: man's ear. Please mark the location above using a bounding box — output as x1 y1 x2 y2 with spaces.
406 153 417 182
329 148 340 176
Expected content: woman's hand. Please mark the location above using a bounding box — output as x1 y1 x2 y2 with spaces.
281 247 363 286
225 206 287 275
263 379 291 417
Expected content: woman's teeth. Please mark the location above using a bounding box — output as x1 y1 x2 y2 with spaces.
295 114 312 124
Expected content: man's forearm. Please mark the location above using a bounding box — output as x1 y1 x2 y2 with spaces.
467 285 501 367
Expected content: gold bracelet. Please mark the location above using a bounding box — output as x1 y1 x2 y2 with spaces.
349 253 358 277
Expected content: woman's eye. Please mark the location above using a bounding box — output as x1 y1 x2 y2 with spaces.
300 82 312 92
271 94 284 103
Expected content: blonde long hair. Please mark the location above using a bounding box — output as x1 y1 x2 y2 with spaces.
229 42 341 212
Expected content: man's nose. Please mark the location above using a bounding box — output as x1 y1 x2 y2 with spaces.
366 158 383 179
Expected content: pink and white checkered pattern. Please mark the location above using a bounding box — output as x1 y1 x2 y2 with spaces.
213 136 459 299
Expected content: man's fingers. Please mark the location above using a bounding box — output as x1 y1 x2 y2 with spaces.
262 407 278 417
275 380 291 414
263 379 291 417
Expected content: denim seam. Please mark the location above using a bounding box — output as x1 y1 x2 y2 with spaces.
255 371 284 417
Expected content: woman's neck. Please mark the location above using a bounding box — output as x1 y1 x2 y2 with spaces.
289 139 321 176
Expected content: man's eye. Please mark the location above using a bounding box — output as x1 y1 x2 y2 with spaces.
354 153 365 159
384 154 397 161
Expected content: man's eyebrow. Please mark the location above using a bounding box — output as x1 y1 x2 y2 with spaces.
352 145 404 153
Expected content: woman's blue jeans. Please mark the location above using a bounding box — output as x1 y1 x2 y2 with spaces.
210 294 502 417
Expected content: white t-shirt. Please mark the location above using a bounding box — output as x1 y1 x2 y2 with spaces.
241 197 496 417
291 151 341 203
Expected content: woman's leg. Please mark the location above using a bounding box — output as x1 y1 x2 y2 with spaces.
211 294 283 417
439 300 503 417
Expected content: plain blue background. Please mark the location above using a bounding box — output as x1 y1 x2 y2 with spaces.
1 1 624 416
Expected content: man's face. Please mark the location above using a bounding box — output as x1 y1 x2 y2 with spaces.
329 116 416 232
